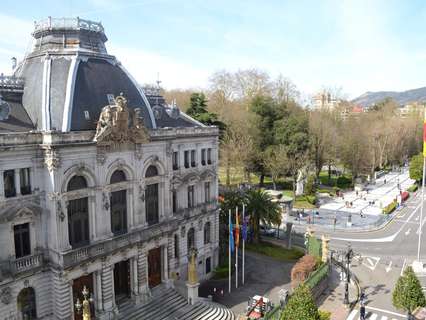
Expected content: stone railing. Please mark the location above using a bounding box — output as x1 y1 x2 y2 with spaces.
34 17 104 34
0 75 24 92
58 219 179 268
10 253 43 274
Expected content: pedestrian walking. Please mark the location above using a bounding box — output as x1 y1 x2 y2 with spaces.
333 216 337 230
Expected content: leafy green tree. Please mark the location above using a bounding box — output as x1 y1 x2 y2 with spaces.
281 285 320 320
245 189 281 243
392 266 426 318
186 92 226 133
409 153 423 183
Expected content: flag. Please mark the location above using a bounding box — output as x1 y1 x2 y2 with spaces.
242 216 248 241
423 110 426 157
235 213 240 248
229 217 234 253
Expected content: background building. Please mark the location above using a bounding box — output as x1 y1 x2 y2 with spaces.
0 17 221 320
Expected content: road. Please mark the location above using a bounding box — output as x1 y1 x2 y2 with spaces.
295 190 426 319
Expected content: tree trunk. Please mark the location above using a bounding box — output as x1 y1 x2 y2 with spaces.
272 176 277 190
253 215 260 244
226 156 231 186
328 164 332 185
259 174 265 187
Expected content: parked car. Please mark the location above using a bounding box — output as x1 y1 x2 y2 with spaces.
260 225 275 236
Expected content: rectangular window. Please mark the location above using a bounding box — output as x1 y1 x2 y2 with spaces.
191 150 196 167
184 151 190 169
172 151 179 170
20 168 31 195
188 185 195 208
207 148 212 165
14 223 31 258
204 182 210 203
201 149 206 166
206 257 211 274
172 190 177 214
3 170 16 198
146 184 159 226
174 234 179 259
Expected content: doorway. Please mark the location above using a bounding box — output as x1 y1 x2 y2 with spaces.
72 274 95 320
148 247 162 288
114 260 131 305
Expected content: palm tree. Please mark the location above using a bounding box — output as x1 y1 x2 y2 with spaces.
245 189 281 243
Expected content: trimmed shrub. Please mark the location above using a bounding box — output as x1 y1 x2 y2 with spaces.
336 176 352 189
291 255 317 289
383 200 397 214
319 310 331 320
407 184 418 192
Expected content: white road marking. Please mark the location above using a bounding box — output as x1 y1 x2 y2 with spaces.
381 316 388 320
415 216 419 221
365 305 407 318
346 309 357 320
362 256 380 270
370 314 378 320
401 258 407 276
385 261 392 273
332 201 421 243
405 228 411 236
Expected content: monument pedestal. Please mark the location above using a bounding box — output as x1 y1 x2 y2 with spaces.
186 282 199 305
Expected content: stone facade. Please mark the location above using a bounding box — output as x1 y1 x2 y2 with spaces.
0 17 220 320
0 128 219 319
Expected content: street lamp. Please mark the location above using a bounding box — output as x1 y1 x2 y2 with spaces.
74 286 93 320
343 244 354 305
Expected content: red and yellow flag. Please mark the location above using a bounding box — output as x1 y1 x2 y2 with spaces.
424 111 426 157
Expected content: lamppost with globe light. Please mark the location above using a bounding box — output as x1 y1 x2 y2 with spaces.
74 286 93 320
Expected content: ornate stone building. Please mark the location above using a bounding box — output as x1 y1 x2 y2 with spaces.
0 17 223 319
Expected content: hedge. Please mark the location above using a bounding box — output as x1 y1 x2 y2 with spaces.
304 262 329 289
383 200 397 214
407 184 418 192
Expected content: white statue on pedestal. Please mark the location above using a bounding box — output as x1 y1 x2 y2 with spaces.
295 169 306 196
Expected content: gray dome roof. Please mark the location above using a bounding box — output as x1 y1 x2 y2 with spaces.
13 17 156 132
0 17 202 133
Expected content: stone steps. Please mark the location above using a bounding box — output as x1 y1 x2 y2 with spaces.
118 286 235 320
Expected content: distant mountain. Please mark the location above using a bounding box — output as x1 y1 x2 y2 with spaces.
352 87 426 107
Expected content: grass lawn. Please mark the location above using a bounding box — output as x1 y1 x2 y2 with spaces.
212 260 229 280
246 241 304 261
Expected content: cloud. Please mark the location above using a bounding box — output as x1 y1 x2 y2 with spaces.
109 45 210 90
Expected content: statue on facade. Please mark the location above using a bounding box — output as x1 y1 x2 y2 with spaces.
295 168 306 196
188 248 198 285
94 94 150 145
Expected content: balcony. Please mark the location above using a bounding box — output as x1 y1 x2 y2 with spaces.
56 219 180 268
1 253 44 277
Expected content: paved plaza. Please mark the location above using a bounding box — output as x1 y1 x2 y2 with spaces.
287 168 415 230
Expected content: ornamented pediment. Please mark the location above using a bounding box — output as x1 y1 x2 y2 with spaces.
0 204 41 223
200 169 216 180
94 94 150 146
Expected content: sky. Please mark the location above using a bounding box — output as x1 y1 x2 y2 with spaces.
1 0 426 99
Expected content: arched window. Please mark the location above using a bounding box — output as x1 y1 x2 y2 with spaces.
174 234 179 259
67 175 87 191
67 175 89 248
204 222 211 244
110 171 127 235
187 228 195 253
110 170 126 184
145 165 158 178
17 287 36 319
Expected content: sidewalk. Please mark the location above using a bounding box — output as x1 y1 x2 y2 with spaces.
318 264 358 320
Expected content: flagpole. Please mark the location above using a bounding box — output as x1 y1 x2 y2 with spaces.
242 203 245 286
228 209 231 293
418 152 426 262
236 206 239 289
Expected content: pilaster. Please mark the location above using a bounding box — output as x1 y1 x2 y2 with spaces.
52 271 72 320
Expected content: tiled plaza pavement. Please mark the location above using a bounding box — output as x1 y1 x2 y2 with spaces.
199 249 353 319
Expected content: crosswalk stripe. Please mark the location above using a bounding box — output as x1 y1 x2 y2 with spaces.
346 309 358 320
381 316 388 320
370 314 378 320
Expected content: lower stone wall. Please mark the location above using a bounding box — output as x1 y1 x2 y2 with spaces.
0 270 52 319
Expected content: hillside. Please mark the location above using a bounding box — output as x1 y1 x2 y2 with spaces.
352 86 426 107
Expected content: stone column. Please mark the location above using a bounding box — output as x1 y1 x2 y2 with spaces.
131 257 140 302
128 187 134 230
0 170 4 200
52 271 73 320
14 169 21 196
101 264 116 314
95 271 103 313
89 195 97 240
137 249 150 302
